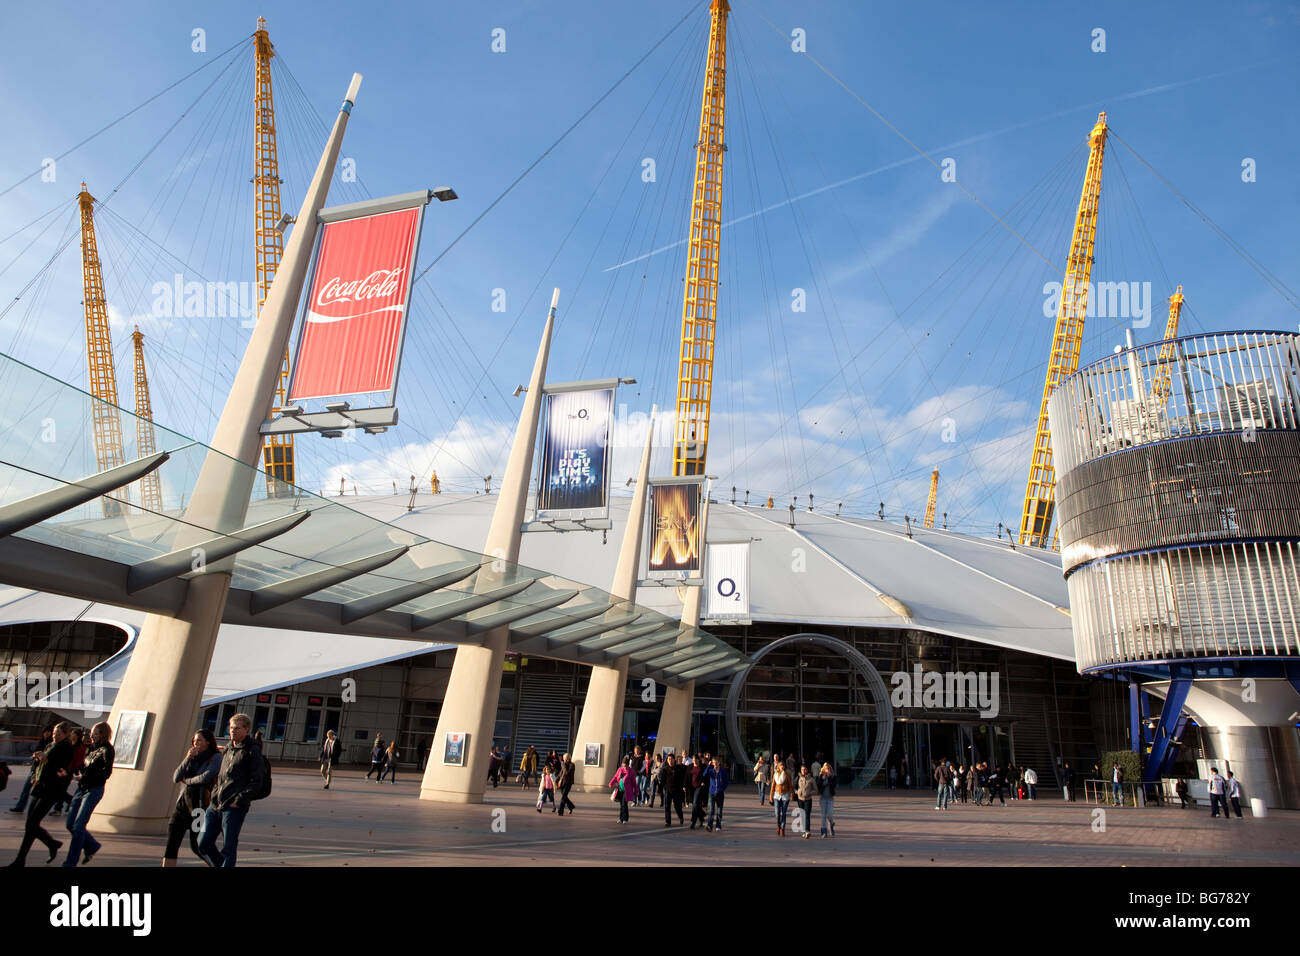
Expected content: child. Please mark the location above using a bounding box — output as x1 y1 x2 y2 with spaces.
537 767 556 812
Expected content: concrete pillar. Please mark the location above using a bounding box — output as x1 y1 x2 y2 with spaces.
652 490 711 758
571 408 656 792
93 75 363 835
419 293 557 804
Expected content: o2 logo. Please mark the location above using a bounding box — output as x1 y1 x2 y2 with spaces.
716 576 741 604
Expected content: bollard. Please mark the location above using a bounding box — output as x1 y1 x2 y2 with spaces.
1249 797 1267 818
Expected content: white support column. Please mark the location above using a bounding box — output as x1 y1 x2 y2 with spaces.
653 490 711 757
419 291 558 804
93 75 363 835
571 407 656 792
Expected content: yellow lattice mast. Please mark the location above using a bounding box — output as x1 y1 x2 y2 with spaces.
78 183 128 517
672 0 729 477
923 467 938 529
1019 111 1108 548
131 326 165 513
1149 285 1185 405
254 17 294 494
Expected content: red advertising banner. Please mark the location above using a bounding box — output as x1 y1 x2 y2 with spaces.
288 205 421 402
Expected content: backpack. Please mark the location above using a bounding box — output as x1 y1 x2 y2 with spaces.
250 752 273 801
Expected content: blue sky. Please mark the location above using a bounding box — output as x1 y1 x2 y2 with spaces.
1 0 1297 534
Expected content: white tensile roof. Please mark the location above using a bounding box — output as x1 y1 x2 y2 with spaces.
0 492 1073 712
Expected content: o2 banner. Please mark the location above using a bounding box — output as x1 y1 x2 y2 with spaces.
646 479 702 579
536 388 614 519
288 196 427 403
704 541 750 622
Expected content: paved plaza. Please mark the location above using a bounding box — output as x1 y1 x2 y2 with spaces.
4 767 1296 867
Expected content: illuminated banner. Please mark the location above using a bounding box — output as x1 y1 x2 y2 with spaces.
288 195 427 403
536 387 614 519
645 479 702 579
704 541 750 622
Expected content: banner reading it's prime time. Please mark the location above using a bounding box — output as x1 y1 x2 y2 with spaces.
536 388 614 519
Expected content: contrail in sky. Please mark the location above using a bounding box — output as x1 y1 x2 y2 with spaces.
603 60 1273 273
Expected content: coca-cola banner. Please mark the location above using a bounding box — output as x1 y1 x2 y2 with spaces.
536 387 614 520
288 203 424 402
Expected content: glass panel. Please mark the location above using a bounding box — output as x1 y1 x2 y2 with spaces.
302 709 321 742
270 707 288 741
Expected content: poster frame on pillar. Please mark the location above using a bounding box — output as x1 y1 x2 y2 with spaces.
640 475 705 588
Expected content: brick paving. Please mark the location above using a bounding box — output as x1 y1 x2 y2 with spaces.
3 766 1295 867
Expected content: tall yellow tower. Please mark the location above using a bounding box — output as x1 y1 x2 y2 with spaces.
1019 112 1108 548
672 0 729 477
78 183 128 517
131 326 165 513
923 467 939 529
1149 285 1185 404
254 17 294 494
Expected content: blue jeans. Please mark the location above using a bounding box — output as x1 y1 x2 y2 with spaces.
1112 781 1123 805
819 796 835 835
706 791 725 828
198 805 249 867
773 796 788 829
936 782 950 808
62 786 104 866
757 781 769 804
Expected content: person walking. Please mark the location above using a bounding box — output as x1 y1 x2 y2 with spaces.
1175 777 1191 809
8 720 74 866
770 760 792 836
1227 772 1244 818
1111 762 1125 808
319 730 341 789
609 757 638 824
1024 766 1038 801
518 745 538 788
1062 762 1074 802
487 746 503 788
9 726 53 815
888 765 898 790
379 740 400 783
988 764 1006 807
784 752 797 784
934 759 951 810
557 754 576 816
794 764 817 838
648 754 663 808
163 729 221 867
702 755 729 832
197 713 266 868
62 721 113 867
365 735 385 781
816 761 837 837
754 754 771 805
688 755 708 830
51 727 86 815
660 753 686 826
536 764 556 812
1207 767 1230 820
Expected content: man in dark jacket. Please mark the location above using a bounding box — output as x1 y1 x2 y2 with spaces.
9 720 73 866
319 730 341 789
660 753 686 826
556 754 577 816
688 756 708 829
197 713 265 868
8 726 53 814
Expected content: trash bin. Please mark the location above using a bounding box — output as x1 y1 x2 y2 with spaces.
1250 797 1267 818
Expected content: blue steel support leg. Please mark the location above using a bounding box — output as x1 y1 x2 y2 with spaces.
1144 678 1192 783
1129 679 1141 754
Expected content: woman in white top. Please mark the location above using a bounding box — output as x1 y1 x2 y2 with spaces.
770 762 792 836
753 755 771 805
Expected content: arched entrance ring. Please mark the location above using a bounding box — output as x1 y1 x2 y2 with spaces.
724 632 893 785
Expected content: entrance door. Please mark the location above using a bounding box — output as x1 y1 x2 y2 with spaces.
801 719 835 767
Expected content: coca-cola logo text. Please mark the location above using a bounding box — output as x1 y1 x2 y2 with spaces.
316 269 404 309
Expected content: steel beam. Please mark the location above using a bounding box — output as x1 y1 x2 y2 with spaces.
465 588 579 631
248 546 409 615
0 451 169 537
410 577 539 631
339 561 482 624
126 510 311 593
510 601 613 637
